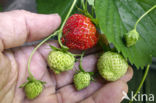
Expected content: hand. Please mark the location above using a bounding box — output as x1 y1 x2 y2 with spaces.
0 10 133 103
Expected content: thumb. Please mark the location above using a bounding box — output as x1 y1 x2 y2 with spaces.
80 80 128 103
0 10 61 51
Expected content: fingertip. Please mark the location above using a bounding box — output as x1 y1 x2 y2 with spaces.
120 66 134 82
52 14 61 26
25 12 61 41
118 80 128 93
48 13 61 32
91 80 128 103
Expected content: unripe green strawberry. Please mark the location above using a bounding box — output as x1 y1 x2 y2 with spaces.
97 51 128 81
47 51 75 74
24 81 43 99
74 72 91 90
124 29 139 47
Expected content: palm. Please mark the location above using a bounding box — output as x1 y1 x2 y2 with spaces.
10 41 132 103
12 41 102 103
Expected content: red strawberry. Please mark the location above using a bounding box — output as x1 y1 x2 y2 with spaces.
62 14 98 50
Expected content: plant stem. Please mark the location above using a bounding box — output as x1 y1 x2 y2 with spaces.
81 0 86 11
129 65 150 103
79 51 94 76
58 0 77 49
85 0 88 11
78 0 98 26
27 31 59 79
134 5 156 30
91 6 94 16
60 0 77 31
79 51 85 72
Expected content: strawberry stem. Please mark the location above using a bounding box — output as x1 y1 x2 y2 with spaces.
79 51 94 77
129 65 150 103
79 51 86 72
134 5 156 30
81 0 86 11
58 0 78 50
27 31 59 80
79 0 98 26
85 0 88 11
60 0 77 30
91 6 94 16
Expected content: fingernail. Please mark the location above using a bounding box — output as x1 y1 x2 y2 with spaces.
51 14 61 27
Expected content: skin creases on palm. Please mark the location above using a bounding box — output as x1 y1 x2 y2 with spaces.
1 41 133 103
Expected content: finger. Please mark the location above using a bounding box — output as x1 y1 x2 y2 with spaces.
24 87 58 103
24 81 101 103
0 10 61 51
56 81 103 103
120 66 133 82
24 95 58 103
80 80 128 103
24 82 101 103
0 51 17 103
0 52 11 90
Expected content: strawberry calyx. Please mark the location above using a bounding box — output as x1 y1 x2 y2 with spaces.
124 29 139 47
77 0 98 26
48 44 81 58
77 8 98 26
19 77 46 88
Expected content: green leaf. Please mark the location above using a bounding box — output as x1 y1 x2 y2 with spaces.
87 0 94 6
36 0 80 21
95 0 156 68
0 5 2 11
